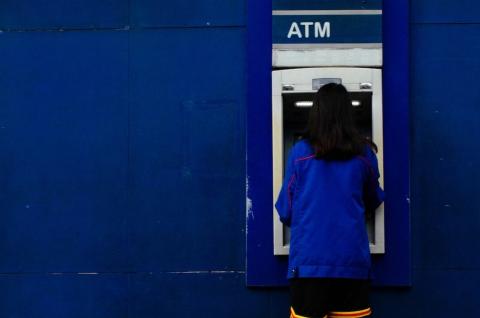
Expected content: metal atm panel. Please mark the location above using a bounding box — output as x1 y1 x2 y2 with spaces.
272 67 384 256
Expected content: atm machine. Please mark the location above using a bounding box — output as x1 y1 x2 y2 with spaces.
246 0 411 287
269 6 385 257
272 68 384 255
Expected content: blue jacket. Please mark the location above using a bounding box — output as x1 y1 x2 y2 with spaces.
275 139 385 280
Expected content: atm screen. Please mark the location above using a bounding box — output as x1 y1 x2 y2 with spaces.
282 91 373 168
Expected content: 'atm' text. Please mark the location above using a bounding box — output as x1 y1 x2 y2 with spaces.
287 22 331 39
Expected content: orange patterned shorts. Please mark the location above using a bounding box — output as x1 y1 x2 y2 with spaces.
289 278 372 318
291 306 372 318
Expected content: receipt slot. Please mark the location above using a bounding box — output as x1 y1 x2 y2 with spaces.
272 67 384 255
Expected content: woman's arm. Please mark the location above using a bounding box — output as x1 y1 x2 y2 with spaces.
275 146 298 226
362 147 385 217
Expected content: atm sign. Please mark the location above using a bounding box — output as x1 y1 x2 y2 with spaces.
287 22 331 39
273 12 382 45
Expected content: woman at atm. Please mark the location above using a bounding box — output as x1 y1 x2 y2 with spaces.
275 83 384 318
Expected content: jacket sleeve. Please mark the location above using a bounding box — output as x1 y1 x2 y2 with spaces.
362 147 385 216
275 146 297 226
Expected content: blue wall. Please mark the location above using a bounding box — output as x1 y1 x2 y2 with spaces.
0 1 479 317
370 1 480 316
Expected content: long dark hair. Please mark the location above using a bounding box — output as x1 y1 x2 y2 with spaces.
305 83 377 160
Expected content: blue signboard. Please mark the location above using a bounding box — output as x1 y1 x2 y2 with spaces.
273 12 382 45
273 0 382 11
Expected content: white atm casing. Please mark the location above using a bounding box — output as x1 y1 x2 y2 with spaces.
272 67 385 256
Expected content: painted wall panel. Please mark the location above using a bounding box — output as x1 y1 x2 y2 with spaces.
371 270 480 316
0 1 128 29
0 274 128 318
0 31 129 272
412 1 480 23
129 273 289 317
128 29 246 271
411 24 480 270
131 0 245 27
